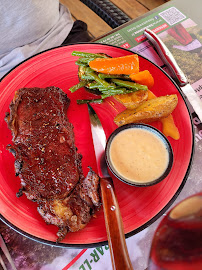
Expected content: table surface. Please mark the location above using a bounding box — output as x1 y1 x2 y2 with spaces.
1 0 202 270
60 0 171 39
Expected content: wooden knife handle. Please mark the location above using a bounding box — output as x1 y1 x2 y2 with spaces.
100 177 133 270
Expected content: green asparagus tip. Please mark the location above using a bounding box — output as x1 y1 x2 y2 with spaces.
77 99 103 104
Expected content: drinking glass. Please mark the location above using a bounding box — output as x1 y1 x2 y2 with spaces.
148 192 202 270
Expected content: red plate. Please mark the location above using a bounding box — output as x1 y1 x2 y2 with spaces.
0 43 194 247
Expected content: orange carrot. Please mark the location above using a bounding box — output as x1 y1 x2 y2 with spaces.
161 115 180 140
147 89 156 99
130 70 154 89
89 55 139 75
147 90 179 140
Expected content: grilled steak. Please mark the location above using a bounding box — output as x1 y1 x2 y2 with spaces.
5 86 100 241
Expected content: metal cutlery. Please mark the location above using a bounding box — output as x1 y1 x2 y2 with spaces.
88 104 133 270
0 234 17 270
144 28 202 122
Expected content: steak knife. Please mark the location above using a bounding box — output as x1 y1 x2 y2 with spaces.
144 28 202 122
87 104 133 270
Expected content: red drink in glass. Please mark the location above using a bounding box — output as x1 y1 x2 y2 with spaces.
148 193 202 270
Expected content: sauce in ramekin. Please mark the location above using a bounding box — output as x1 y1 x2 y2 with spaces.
109 128 169 183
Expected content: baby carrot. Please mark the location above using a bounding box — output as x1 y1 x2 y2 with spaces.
147 90 180 140
161 115 180 140
130 70 154 89
89 54 139 75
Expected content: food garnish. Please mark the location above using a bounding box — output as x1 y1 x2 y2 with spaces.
89 54 139 75
69 51 148 101
114 94 178 126
113 90 148 109
70 51 179 139
77 98 103 104
147 90 180 140
130 70 154 89
161 115 180 140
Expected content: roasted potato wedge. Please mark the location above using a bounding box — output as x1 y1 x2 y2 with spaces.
114 94 178 126
114 90 148 109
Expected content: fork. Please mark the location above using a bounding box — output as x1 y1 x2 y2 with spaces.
0 253 7 270
0 234 17 270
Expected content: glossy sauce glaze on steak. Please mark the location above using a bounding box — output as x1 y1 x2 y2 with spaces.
5 86 100 241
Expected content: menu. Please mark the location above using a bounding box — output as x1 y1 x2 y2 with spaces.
96 6 202 144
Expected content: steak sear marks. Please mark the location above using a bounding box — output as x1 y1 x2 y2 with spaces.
5 86 100 241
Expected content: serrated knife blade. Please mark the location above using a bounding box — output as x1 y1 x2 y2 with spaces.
87 104 110 178
87 104 133 270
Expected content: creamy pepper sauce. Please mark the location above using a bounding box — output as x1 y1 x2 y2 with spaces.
109 128 169 183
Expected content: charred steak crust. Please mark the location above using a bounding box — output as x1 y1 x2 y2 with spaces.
5 86 100 241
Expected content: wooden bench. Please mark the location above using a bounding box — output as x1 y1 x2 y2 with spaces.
60 0 170 38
